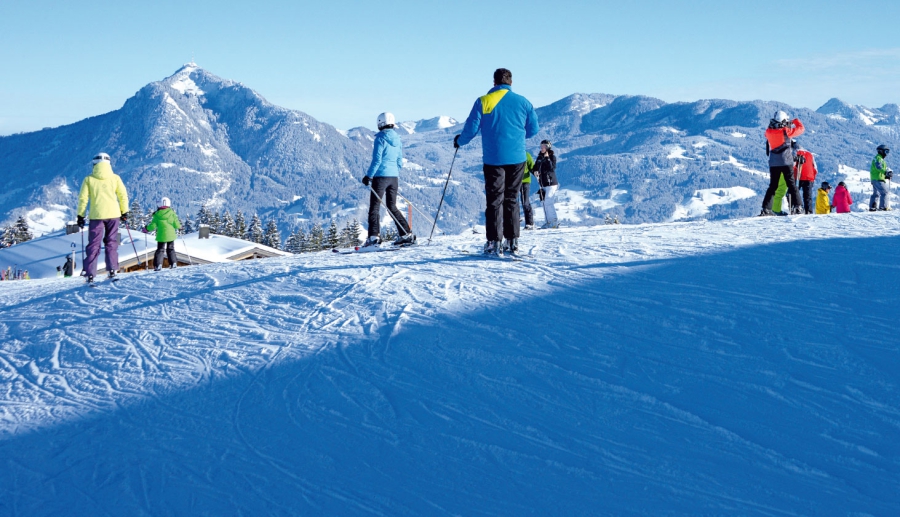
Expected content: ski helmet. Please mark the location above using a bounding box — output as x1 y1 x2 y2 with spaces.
92 152 111 165
159 197 171 208
376 112 396 130
774 111 789 124
877 144 890 154
540 139 552 149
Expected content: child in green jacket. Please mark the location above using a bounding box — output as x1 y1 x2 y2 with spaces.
145 197 182 271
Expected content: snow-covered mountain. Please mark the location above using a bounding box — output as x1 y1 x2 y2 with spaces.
2 66 900 236
0 63 373 235
2 212 900 514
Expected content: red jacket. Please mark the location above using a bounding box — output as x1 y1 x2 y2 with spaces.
765 119 805 167
833 185 853 213
794 150 817 181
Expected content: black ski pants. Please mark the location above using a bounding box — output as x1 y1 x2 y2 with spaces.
154 241 176 269
798 180 814 214
367 176 410 238
520 181 534 227
762 166 801 211
483 162 526 242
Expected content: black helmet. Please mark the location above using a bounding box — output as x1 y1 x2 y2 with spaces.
821 181 831 190
877 144 890 154
540 139 552 149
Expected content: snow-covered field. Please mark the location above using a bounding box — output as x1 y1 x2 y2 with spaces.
2 213 900 515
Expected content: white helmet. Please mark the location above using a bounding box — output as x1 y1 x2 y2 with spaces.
159 197 171 207
376 112 396 130
773 111 789 123
92 152 111 165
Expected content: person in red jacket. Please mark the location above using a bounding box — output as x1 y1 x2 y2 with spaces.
761 111 805 216
832 181 854 213
793 141 818 214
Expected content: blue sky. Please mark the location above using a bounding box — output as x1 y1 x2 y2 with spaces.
2 0 899 135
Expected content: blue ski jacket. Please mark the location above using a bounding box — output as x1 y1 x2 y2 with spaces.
457 84 540 166
366 128 403 178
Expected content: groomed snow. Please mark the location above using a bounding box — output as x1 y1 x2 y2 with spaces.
710 155 767 176
2 213 900 515
671 186 757 220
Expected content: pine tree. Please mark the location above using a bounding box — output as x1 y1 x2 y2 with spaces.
209 211 221 234
1 225 15 247
183 214 195 234
263 220 281 249
197 204 212 226
293 227 309 253
221 210 236 237
309 223 324 251
350 219 363 247
13 216 32 243
247 214 264 244
380 225 397 242
326 220 340 249
235 210 247 238
128 200 143 230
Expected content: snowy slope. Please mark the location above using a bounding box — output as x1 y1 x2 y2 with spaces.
2 213 900 515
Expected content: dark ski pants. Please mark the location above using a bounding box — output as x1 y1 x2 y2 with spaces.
154 241 177 269
367 176 410 238
762 166 801 211
483 162 526 242
84 218 119 277
520 181 534 227
799 180 814 214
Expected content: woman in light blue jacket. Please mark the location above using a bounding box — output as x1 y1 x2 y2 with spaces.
361 112 415 247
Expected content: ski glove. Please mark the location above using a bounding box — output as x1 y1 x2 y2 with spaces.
120 212 129 222
362 175 371 187
453 134 461 149
887 170 894 180
76 215 85 228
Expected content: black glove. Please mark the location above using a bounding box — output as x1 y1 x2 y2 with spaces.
76 215 85 228
361 176 371 187
120 211 129 222
453 134 461 149
886 170 893 180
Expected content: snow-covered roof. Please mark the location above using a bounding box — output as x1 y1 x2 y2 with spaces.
0 229 287 279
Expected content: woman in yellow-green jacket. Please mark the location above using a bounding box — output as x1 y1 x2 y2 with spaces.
76 152 129 284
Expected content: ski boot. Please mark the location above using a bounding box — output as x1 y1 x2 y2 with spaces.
502 238 518 255
870 205 878 212
524 224 535 231
759 208 775 217
108 271 119 282
483 240 502 256
393 233 417 246
85 275 95 285
361 236 381 248
791 206 803 215
154 265 162 272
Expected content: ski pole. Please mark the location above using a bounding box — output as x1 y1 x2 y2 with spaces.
396 192 437 233
367 184 410 237
80 226 86 274
144 232 149 269
429 147 458 243
123 223 142 271
180 234 194 266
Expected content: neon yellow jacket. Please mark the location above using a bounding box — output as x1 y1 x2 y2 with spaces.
77 162 129 220
815 188 832 214
523 152 535 184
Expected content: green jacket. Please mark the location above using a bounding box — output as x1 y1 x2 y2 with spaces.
146 207 182 243
77 162 129 220
871 154 888 181
523 152 535 184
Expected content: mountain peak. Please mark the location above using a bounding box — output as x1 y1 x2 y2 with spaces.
163 62 205 96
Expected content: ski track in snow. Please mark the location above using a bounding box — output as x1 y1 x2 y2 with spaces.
1 213 900 515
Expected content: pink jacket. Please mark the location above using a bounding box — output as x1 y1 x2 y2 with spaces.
833 185 853 213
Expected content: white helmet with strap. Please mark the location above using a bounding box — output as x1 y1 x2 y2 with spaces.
774 111 789 124
92 152 111 165
376 112 395 130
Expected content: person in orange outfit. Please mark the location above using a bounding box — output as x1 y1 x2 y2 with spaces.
761 111 805 216
793 141 818 214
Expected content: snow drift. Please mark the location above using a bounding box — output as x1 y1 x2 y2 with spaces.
1 213 899 515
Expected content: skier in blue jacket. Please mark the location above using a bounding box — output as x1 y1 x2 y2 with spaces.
361 112 414 247
455 68 539 255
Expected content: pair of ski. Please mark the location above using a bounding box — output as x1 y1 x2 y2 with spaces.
458 249 533 262
331 243 416 255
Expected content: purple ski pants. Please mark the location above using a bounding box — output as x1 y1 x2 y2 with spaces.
83 218 119 277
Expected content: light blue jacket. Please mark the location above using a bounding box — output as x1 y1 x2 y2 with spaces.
457 84 540 166
366 129 403 178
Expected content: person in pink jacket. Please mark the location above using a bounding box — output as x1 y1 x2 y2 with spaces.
833 181 854 213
